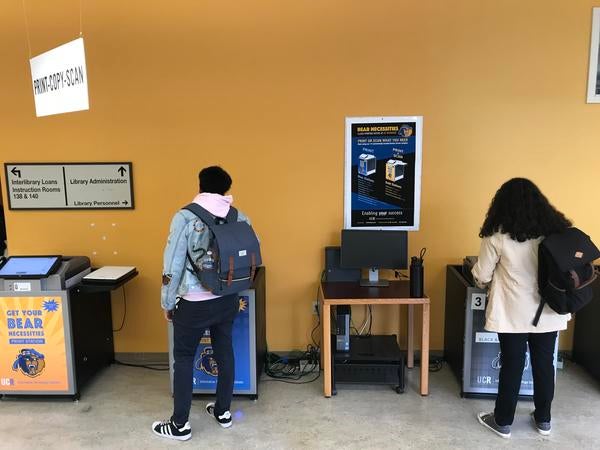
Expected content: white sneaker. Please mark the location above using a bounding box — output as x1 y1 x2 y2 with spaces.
477 412 511 439
531 412 551 436
152 418 192 441
206 402 232 428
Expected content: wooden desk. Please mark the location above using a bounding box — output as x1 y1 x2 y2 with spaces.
319 280 430 397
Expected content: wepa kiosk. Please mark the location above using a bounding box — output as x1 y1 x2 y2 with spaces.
0 255 118 399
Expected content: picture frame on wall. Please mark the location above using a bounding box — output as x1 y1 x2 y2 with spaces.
587 8 600 103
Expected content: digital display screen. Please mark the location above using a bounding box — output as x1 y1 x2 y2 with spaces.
0 256 61 278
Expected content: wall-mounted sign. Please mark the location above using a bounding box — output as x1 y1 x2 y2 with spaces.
344 116 423 230
29 37 89 117
4 163 134 210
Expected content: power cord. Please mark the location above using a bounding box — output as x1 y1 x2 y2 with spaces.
429 358 443 372
264 345 321 384
394 270 409 280
113 360 170 371
113 286 127 332
311 275 323 349
407 357 443 372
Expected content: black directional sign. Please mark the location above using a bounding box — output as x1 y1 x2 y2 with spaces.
4 162 134 210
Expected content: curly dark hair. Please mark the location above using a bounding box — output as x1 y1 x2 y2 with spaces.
479 178 572 242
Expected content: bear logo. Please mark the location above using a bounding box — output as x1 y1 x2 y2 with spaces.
196 347 219 377
12 349 46 378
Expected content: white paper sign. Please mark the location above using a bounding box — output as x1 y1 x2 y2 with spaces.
14 282 32 292
29 37 89 117
475 332 499 344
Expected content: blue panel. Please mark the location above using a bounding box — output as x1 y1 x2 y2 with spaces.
191 295 252 391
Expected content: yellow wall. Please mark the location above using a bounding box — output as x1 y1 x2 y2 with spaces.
2 0 599 352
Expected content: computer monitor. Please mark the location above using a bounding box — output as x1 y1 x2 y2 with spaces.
340 230 408 287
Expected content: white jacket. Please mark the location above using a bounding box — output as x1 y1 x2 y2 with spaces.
472 232 570 333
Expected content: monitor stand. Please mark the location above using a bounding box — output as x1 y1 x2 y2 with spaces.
359 268 390 287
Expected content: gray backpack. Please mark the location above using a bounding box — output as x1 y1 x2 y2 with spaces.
184 203 261 296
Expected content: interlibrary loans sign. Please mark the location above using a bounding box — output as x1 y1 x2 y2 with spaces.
4 163 134 210
29 38 89 117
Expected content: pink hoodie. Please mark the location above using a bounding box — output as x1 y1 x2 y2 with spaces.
184 193 233 301
193 192 232 218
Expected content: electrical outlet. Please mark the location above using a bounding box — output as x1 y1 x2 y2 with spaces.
312 301 319 315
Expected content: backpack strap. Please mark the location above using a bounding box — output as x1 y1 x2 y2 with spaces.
183 203 217 227
183 204 217 278
226 207 238 223
534 242 550 327
184 203 238 225
532 299 545 327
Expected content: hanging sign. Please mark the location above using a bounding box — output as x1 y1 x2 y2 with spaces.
29 37 89 117
344 116 423 230
4 163 134 210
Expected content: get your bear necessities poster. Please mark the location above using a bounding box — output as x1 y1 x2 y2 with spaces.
0 296 69 392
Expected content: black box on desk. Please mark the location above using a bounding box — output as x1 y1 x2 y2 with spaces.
333 335 405 393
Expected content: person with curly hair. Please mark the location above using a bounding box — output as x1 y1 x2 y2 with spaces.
472 178 572 439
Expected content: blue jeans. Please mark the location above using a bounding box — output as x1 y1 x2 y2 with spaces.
171 294 239 425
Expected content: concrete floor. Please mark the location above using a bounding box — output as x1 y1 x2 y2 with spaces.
1 361 599 450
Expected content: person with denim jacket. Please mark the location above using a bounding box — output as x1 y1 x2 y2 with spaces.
152 166 251 441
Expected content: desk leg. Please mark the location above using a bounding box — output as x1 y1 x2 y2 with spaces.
407 304 414 369
322 301 332 398
420 302 430 396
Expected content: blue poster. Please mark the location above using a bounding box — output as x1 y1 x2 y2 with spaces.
344 116 423 230
191 295 252 391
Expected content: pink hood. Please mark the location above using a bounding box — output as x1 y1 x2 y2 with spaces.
192 193 233 218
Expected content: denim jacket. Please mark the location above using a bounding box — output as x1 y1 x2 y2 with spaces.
161 207 250 310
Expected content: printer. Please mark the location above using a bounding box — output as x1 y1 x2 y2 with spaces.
0 255 116 399
0 255 91 293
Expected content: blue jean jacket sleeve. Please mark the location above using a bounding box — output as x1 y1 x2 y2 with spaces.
161 211 189 310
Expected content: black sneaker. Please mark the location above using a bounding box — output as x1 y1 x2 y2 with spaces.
206 402 232 428
152 418 192 441
531 412 551 436
477 412 511 439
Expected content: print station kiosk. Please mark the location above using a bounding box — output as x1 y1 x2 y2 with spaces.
0 255 130 399
444 261 558 398
167 267 266 400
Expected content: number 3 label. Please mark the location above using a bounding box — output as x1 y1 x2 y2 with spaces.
471 293 486 310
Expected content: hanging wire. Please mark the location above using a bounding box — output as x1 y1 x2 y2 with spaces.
22 0 83 59
21 0 32 57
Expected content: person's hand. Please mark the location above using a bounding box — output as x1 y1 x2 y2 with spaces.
164 309 174 322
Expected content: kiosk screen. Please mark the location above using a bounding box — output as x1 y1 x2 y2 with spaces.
0 256 61 278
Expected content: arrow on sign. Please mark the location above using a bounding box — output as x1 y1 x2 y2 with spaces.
11 167 21 178
118 166 127 177
123 200 129 205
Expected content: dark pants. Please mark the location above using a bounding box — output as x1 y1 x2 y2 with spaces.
494 331 558 426
171 294 239 426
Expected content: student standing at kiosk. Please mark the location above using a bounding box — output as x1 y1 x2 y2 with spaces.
153 167 254 442
472 178 572 439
